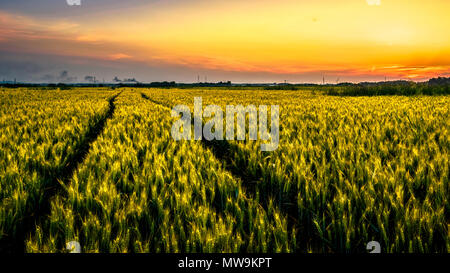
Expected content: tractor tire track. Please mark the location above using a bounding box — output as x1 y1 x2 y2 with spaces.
0 92 121 253
139 92 300 250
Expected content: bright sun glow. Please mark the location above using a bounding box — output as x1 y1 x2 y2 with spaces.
366 0 381 6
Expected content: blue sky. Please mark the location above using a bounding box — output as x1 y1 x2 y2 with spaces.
0 0 158 15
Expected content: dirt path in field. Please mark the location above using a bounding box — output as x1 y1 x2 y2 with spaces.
140 93 260 192
139 92 300 248
0 92 122 253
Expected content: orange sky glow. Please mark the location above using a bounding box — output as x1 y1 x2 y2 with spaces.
0 0 449 83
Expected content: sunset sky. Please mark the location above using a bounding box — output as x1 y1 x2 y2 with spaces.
0 0 449 83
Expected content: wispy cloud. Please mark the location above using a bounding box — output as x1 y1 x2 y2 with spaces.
0 11 137 61
0 11 79 41
108 53 132 60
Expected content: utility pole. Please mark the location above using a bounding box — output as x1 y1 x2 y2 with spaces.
322 75 325 85
197 75 200 83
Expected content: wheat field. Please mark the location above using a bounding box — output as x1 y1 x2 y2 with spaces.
0 87 448 253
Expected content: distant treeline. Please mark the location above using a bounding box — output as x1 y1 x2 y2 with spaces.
0 81 233 89
326 78 450 96
1 77 449 95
